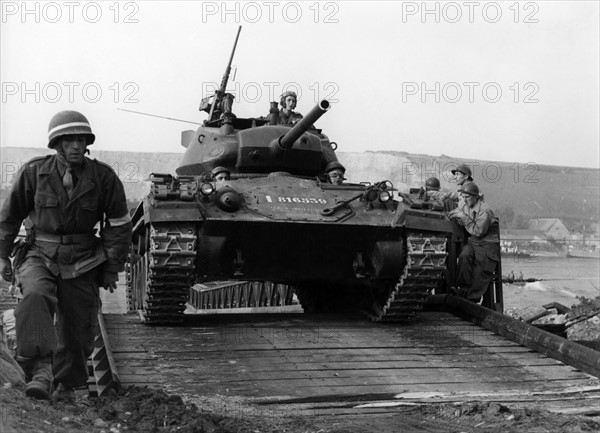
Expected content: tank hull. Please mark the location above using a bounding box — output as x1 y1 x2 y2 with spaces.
128 173 456 324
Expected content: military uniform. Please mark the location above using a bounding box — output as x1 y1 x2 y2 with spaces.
449 199 500 301
278 109 303 125
0 153 132 391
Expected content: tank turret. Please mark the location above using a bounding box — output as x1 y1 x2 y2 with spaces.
177 100 333 177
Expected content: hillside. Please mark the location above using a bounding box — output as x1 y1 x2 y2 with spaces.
1 147 598 230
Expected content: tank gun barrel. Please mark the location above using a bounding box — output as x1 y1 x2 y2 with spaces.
278 100 330 150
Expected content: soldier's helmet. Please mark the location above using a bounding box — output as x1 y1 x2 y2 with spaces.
458 182 480 197
425 177 441 191
212 166 230 178
451 164 473 181
48 110 95 149
324 161 346 174
279 91 298 108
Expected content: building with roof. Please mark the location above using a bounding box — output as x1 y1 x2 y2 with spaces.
528 218 570 241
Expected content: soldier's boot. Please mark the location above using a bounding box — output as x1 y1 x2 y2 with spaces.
15 355 35 382
25 359 53 400
53 383 75 403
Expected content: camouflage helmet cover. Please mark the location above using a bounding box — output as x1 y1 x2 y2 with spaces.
47 110 95 149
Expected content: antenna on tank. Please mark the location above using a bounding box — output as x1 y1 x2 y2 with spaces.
117 108 202 125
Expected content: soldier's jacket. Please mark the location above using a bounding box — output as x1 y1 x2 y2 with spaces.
0 154 132 279
449 200 499 246
278 109 303 125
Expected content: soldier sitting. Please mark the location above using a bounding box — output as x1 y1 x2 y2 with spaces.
448 182 500 303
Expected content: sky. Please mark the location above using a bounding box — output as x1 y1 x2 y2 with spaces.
1 1 599 168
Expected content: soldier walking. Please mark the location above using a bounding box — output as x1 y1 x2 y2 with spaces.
0 110 132 400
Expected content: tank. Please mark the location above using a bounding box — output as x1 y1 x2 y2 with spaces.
126 28 502 325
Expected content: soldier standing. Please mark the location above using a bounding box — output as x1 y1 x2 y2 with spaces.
0 110 132 401
447 182 500 302
428 163 473 199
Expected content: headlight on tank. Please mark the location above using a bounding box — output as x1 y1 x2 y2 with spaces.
365 188 379 202
215 187 242 212
379 190 392 202
200 182 215 196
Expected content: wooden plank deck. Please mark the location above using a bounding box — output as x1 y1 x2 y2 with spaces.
104 311 600 411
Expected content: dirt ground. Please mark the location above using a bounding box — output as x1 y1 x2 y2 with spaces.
2 382 600 433
1 287 600 433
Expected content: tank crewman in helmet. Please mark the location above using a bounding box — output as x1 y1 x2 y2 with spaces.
277 91 304 126
420 177 441 201
0 110 132 401
451 164 473 185
324 161 347 185
447 182 500 303
212 166 231 182
427 163 474 208
425 177 441 191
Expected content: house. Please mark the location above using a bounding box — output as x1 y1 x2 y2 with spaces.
528 218 570 240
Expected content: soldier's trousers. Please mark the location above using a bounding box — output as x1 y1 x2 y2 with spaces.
456 242 500 301
14 255 100 388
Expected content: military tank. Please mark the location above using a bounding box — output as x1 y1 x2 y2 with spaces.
126 28 485 325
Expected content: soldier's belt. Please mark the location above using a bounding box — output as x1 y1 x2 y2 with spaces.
34 232 96 245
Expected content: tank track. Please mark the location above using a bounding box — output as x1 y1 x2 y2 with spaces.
126 222 198 325
366 232 448 322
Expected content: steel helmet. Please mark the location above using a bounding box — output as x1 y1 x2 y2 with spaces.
324 161 346 174
279 91 298 108
425 177 440 191
212 166 230 177
458 181 480 197
451 163 473 181
47 110 95 149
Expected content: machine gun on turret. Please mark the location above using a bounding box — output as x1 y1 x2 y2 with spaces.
199 26 242 124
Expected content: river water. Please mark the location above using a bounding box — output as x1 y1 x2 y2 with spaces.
501 256 600 310
100 257 600 314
